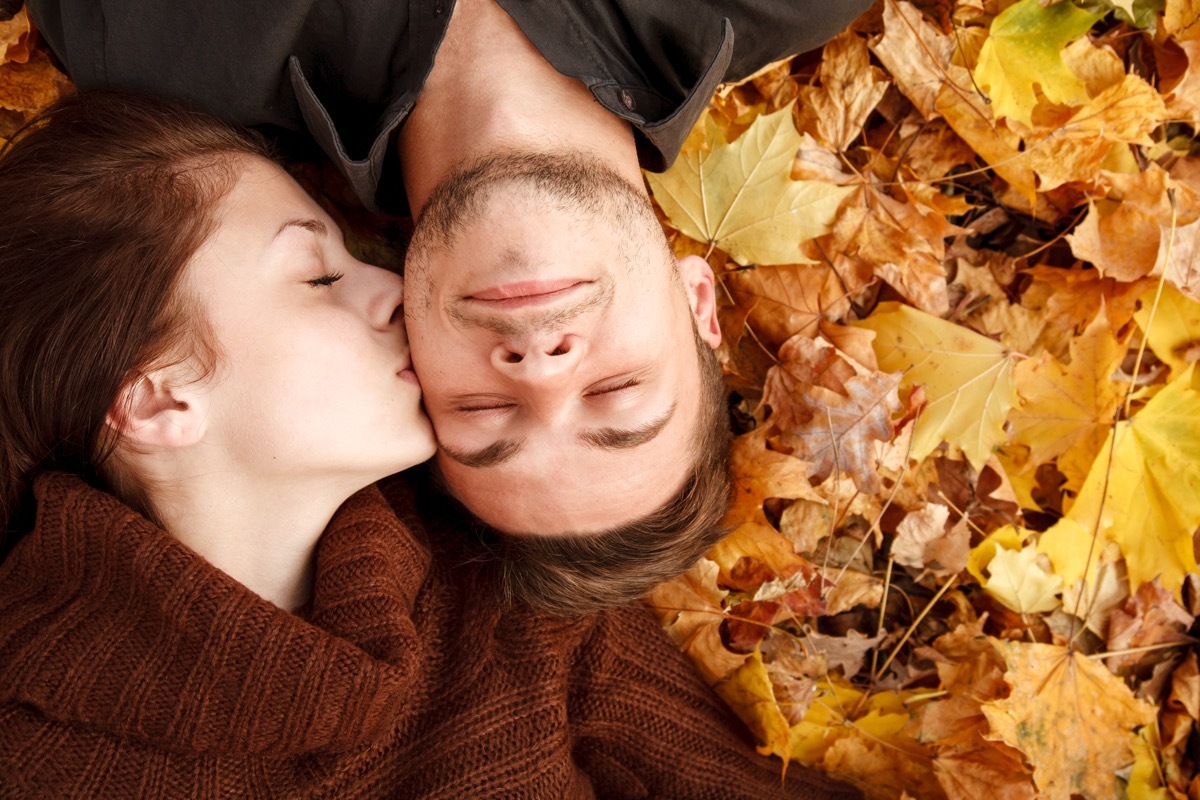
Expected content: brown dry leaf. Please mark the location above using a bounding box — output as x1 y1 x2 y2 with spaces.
1168 651 1200 719
1068 166 1200 282
802 628 887 680
761 334 902 493
1162 39 1200 126
1105 578 1195 675
645 558 749 685
1020 74 1167 192
0 7 32 66
830 198 955 316
949 256 1044 357
896 116 981 183
820 567 885 615
0 46 73 115
1022 265 1151 362
982 641 1159 799
871 0 957 118
891 503 950 568
728 427 825 527
722 263 850 350
1158 217 1200 302
799 29 891 150
934 746 1038 800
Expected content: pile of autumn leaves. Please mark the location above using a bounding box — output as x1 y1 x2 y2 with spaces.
644 0 1200 797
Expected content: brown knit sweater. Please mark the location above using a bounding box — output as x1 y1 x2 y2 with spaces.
0 472 859 799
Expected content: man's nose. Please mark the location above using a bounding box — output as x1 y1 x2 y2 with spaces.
490 330 583 381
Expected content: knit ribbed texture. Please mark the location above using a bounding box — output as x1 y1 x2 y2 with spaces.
0 472 860 799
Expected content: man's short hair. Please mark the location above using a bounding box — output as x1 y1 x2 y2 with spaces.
487 320 732 615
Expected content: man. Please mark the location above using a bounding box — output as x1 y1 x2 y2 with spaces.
29 0 870 609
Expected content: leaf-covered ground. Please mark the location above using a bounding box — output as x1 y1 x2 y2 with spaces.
5 2 1200 797
645 1 1200 797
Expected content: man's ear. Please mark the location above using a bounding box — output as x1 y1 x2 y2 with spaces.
105 365 210 449
677 254 721 348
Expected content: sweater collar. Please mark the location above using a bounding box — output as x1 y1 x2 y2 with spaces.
0 472 431 756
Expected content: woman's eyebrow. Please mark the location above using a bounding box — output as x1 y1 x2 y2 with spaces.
273 217 328 240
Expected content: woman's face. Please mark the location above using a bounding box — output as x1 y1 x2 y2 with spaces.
181 156 435 484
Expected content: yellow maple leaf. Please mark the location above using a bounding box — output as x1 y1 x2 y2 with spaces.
646 101 855 266
1007 305 1128 494
1136 281 1200 380
982 641 1158 800
852 302 1020 469
713 648 794 761
982 544 1063 614
1059 366 1200 596
967 524 1026 585
972 0 1105 127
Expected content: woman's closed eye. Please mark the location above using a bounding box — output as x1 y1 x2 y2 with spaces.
306 271 344 288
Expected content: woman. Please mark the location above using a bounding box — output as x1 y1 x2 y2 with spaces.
0 91 858 799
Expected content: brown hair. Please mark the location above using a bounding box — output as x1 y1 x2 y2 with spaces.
0 90 269 540
491 321 732 615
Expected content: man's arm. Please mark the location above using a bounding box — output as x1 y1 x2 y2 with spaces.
568 604 861 799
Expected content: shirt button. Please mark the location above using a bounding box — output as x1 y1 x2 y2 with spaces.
619 89 636 111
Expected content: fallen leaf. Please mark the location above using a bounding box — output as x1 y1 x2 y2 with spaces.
1135 281 1200 380
0 46 73 115
0 7 31 66
1059 366 1200 596
972 0 1105 127
722 263 849 349
799 30 890 150
871 0 957 118
1068 166 1200 283
1007 304 1129 493
714 648 794 761
983 544 1063 614
891 503 951 568
982 640 1159 800
647 103 855 265
761 334 903 493
1106 578 1195 674
853 301 1020 469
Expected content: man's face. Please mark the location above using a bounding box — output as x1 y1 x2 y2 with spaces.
403 153 721 535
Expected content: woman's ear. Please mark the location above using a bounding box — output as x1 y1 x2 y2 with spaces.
677 254 722 348
105 365 209 449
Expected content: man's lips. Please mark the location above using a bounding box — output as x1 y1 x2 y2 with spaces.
466 279 589 307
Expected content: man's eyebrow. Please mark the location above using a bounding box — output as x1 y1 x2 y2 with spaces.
273 217 327 240
439 438 525 469
578 402 677 450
